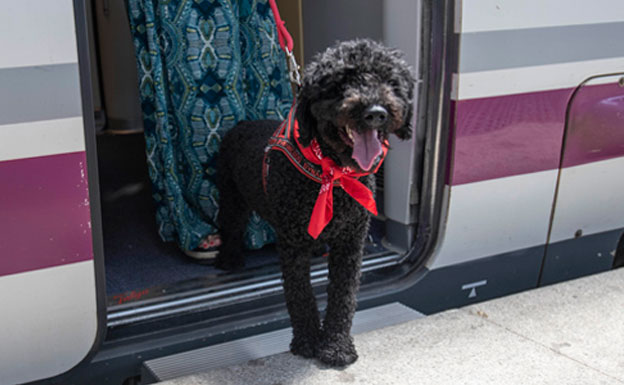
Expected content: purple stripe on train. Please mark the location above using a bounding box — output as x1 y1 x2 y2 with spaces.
0 152 93 277
563 82 624 168
450 82 624 185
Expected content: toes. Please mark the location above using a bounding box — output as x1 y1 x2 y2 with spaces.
290 336 317 358
316 335 358 367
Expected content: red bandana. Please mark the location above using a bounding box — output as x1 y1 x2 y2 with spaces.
292 121 388 239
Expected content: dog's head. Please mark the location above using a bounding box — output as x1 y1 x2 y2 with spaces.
296 39 415 172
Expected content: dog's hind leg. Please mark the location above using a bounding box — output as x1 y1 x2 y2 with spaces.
278 240 321 358
317 229 367 367
215 172 249 271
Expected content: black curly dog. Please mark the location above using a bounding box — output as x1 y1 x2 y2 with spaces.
216 39 414 366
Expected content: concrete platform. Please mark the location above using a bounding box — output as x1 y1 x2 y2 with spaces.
157 268 624 385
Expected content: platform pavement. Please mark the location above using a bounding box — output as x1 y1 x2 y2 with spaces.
157 268 624 385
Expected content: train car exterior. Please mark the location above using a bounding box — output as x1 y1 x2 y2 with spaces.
0 1 622 384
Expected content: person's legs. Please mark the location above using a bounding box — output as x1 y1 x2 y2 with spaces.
127 0 245 253
127 0 293 256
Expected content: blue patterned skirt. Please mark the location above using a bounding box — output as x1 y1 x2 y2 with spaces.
126 0 293 250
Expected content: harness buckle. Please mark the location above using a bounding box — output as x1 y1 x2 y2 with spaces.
285 48 302 87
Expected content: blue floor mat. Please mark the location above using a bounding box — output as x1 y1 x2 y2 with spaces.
102 182 279 296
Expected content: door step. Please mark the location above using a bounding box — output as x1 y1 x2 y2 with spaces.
141 302 422 383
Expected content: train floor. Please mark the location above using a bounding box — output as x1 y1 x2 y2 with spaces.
98 133 390 300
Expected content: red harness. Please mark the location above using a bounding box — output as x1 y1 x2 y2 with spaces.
262 106 388 239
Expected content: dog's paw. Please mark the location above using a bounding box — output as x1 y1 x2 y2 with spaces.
214 252 245 271
316 334 358 367
289 335 318 359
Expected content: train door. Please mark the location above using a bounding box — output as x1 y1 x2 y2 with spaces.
413 0 624 312
541 73 624 285
0 1 105 384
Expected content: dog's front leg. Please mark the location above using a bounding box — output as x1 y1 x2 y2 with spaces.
278 241 321 358
317 232 366 367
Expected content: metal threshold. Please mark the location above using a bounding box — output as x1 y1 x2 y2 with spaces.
107 252 401 327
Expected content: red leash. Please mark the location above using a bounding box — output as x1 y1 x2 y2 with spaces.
267 0 301 86
268 0 293 52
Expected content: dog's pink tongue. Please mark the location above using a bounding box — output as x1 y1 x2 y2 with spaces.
351 129 382 171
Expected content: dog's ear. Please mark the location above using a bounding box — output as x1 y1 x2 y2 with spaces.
295 80 322 147
394 95 413 140
393 66 416 141
395 116 413 140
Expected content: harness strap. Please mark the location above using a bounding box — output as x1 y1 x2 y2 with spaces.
263 107 338 194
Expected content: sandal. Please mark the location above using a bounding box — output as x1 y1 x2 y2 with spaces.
183 234 221 262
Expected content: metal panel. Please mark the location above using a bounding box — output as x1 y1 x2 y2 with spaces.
0 0 78 69
549 157 624 243
0 117 85 162
0 262 98 385
459 0 624 33
0 1 103 383
93 0 143 131
429 171 557 269
382 0 422 227
541 229 621 286
461 22 624 73
542 74 624 284
549 76 624 240
456 3 624 99
0 64 82 125
142 303 422 383
437 2 624 272
405 246 544 314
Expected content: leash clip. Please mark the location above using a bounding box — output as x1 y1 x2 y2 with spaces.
286 48 302 87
